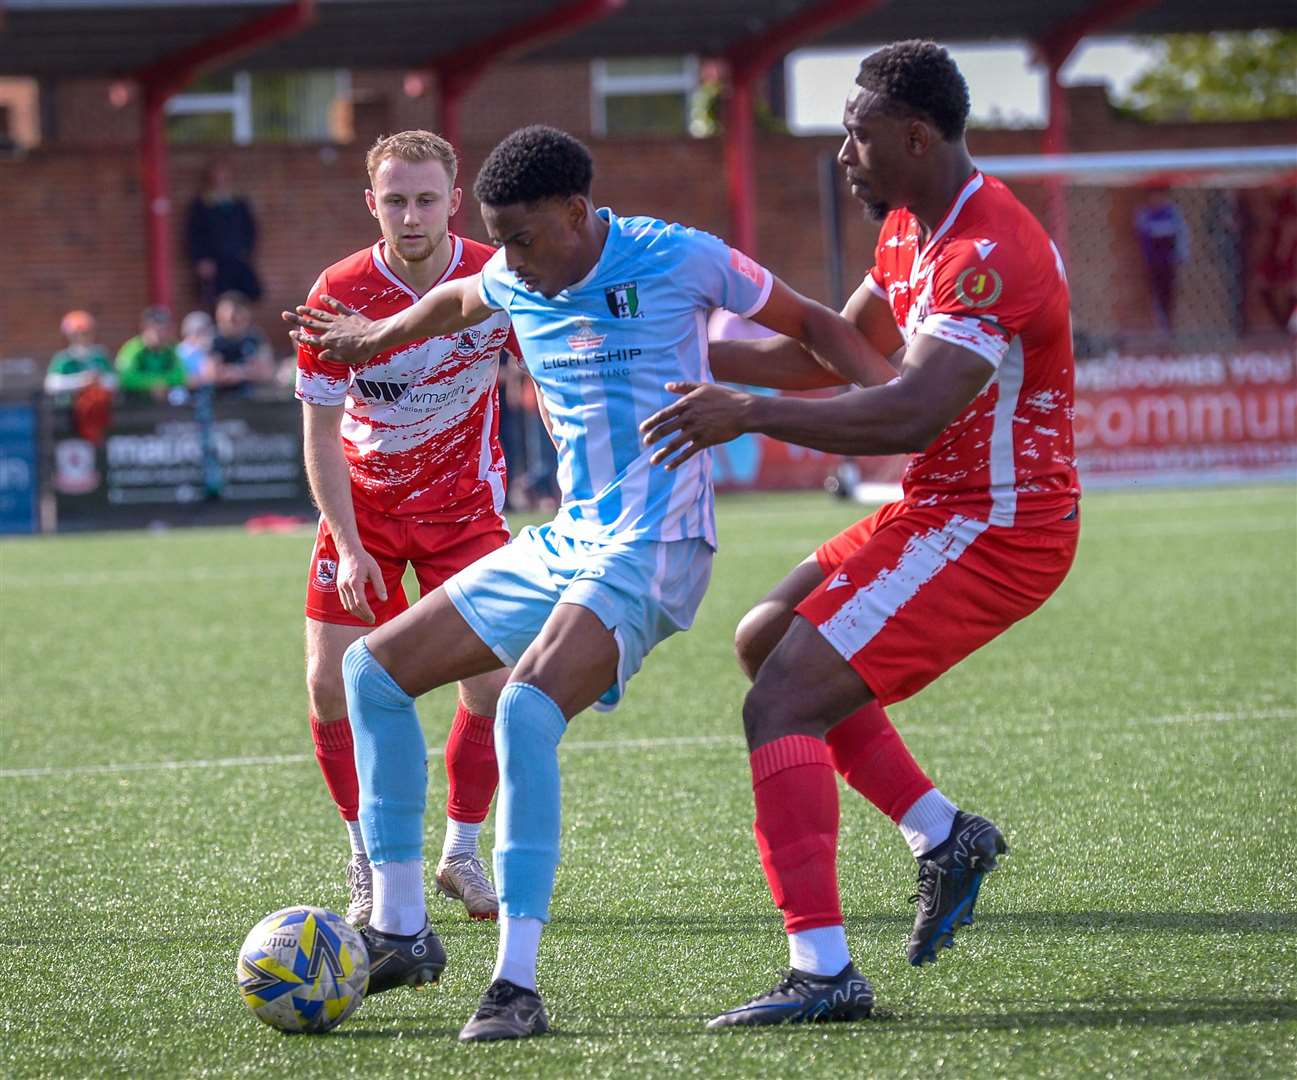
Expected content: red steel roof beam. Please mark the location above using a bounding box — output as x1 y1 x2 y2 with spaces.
723 0 889 256
130 1 318 309
428 0 628 154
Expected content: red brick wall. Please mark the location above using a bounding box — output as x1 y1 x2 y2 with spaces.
2 77 1293 366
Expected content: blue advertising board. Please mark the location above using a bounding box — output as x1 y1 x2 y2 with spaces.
0 403 38 534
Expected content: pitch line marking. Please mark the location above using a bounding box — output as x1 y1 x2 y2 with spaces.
2 708 1292 780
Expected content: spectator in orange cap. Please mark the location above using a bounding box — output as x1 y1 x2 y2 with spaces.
45 310 117 399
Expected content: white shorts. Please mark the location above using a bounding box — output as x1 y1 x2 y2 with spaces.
444 523 713 710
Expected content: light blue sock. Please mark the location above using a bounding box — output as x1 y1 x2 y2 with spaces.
493 682 566 922
342 640 426 865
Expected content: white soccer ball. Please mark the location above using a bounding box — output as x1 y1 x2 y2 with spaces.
236 905 369 1034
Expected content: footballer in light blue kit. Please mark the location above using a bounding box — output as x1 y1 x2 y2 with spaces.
285 125 879 1042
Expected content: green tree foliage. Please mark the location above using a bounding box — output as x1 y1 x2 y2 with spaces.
1119 31 1297 121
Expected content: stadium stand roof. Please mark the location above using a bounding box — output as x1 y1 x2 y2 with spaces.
7 0 1294 308
4 0 1297 78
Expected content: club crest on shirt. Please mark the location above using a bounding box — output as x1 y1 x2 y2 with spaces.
954 266 1003 308
566 318 607 351
314 558 338 590
605 282 641 318
454 329 481 356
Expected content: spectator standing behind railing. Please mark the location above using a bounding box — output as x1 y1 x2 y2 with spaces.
1134 185 1189 336
115 306 187 402
46 309 117 444
205 291 275 394
177 310 216 384
186 159 262 310
45 310 117 399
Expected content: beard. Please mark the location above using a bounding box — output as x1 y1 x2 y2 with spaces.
864 198 890 222
393 231 439 262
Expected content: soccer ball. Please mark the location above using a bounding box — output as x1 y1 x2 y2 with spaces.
236 905 369 1034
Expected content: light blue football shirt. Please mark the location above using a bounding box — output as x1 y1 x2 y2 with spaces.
477 208 773 548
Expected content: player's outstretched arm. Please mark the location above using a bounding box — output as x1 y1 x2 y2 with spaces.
642 334 993 469
282 275 494 365
709 277 904 391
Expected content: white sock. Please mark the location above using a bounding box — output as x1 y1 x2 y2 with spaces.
370 859 426 936
492 915 543 991
899 788 958 858
788 925 851 976
441 817 481 862
345 819 366 857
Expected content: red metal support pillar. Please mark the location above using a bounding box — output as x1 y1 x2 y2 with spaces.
1040 56 1071 261
128 0 317 309
722 0 886 257
724 72 758 255
1033 0 1160 262
140 84 173 307
423 0 626 216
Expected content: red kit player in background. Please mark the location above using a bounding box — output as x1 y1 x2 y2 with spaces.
295 131 514 926
641 40 1080 1025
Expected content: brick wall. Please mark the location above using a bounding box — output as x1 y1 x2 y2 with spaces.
2 77 1293 366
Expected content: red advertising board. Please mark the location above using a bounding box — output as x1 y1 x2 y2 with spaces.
716 346 1295 493
1074 347 1297 485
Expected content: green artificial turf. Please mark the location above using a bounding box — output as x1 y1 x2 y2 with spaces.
2 484 1294 1078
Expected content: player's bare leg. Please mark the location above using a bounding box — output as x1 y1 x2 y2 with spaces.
733 553 984 963
342 587 503 994
435 667 509 921
306 618 374 926
460 603 620 1042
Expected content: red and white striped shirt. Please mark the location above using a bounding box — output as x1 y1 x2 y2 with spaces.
295 236 516 524
867 171 1080 527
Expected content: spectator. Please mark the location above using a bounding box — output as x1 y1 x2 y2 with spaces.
205 291 275 393
1134 185 1189 335
186 159 262 309
45 310 116 398
1257 186 1297 332
115 306 187 400
177 310 216 384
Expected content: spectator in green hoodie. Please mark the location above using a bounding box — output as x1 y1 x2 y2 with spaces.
115 306 187 400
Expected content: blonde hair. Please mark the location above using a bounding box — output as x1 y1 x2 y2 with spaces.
366 130 458 186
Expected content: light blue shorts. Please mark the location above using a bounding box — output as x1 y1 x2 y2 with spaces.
444 523 714 711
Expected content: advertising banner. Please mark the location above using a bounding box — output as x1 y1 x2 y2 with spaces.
0 402 39 534
1075 347 1297 485
51 395 307 529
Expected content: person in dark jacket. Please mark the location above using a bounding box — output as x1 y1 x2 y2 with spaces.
186 159 262 308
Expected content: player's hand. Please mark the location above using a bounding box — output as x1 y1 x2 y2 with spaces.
282 296 377 365
337 546 388 624
640 382 755 470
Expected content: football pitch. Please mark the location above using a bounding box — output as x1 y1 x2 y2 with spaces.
2 484 1295 1078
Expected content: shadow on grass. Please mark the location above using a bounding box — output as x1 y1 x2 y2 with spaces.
533 997 1297 1040
4 910 1293 948
556 910 1297 936
885 997 1297 1033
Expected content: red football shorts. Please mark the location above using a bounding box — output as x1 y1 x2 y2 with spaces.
305 505 509 626
796 500 1079 706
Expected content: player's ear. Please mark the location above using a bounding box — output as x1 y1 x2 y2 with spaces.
566 195 588 231
365 189 379 219
907 120 932 157
449 186 463 218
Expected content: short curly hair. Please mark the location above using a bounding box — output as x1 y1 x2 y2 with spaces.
856 40 970 141
473 126 594 207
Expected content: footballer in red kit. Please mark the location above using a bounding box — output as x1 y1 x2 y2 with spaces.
294 131 512 929
641 41 1080 1026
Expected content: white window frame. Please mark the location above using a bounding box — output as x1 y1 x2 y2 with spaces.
166 71 253 144
591 56 699 136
